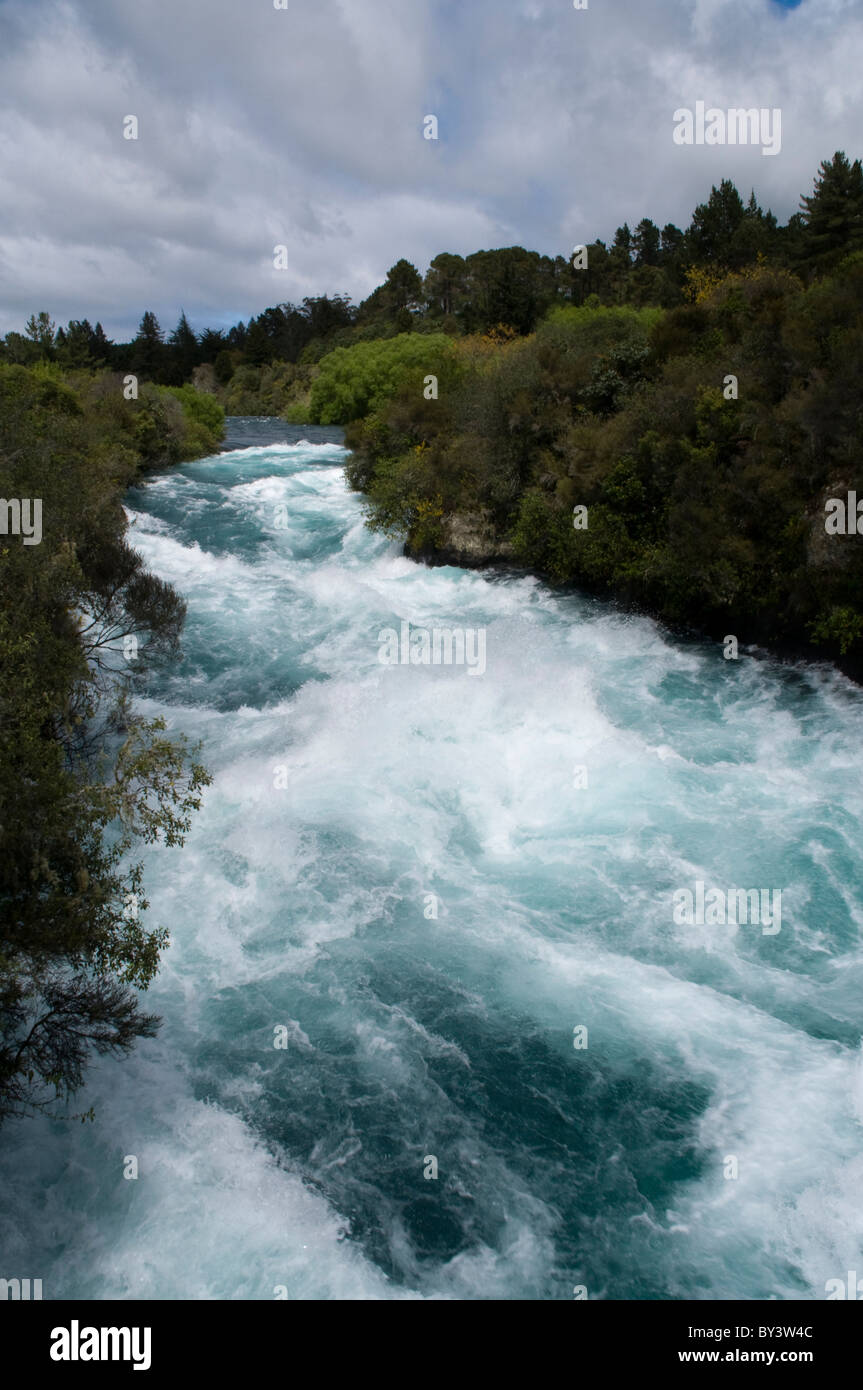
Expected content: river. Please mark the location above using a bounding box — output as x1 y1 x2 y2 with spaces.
2 416 862 1300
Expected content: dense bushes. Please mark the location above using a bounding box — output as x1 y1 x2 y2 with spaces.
307 332 457 425
217 361 316 420
345 261 863 675
0 364 214 1122
163 384 225 456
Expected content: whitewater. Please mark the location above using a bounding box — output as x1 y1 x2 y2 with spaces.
2 417 863 1301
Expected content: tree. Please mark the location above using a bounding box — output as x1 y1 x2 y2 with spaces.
302 294 354 340
24 311 56 357
358 261 424 328
131 311 166 381
0 363 212 1123
214 349 235 384
56 319 95 367
612 224 633 260
88 322 113 365
226 321 248 350
660 223 685 266
726 191 779 267
424 253 468 317
687 180 746 266
384 259 423 313
798 150 863 273
567 240 611 306
458 248 552 334
0 332 41 365
633 219 661 267
167 310 198 383
198 327 227 360
243 316 272 366
308 332 455 424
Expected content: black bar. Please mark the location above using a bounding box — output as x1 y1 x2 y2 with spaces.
5 1298 858 1376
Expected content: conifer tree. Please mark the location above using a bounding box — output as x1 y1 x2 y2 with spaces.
687 180 746 266
168 310 199 383
798 151 863 272
131 311 166 381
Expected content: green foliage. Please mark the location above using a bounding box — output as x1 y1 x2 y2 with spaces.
217 360 315 420
346 248 863 676
131 310 165 381
510 490 577 581
308 333 456 424
214 349 235 384
0 363 213 1123
3 150 860 412
163 384 225 457
360 452 442 552
166 312 199 385
798 151 863 274
809 607 863 656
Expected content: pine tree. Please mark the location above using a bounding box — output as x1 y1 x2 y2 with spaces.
613 224 633 259
424 253 468 317
243 316 272 367
88 323 113 366
199 328 227 360
687 180 746 266
168 310 199 383
24 311 56 356
131 311 166 381
56 319 94 366
660 224 684 262
798 151 863 273
384 259 423 313
633 219 661 267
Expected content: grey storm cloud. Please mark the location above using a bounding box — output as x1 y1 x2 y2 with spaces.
0 0 861 338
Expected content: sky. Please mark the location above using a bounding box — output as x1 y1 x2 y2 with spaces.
0 0 860 340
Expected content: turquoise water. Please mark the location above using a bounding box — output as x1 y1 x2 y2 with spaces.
2 418 863 1300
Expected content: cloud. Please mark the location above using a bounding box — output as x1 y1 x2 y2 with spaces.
0 0 861 338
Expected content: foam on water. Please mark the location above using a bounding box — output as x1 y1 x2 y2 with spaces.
2 428 862 1301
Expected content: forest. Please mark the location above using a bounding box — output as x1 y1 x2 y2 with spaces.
6 152 860 405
